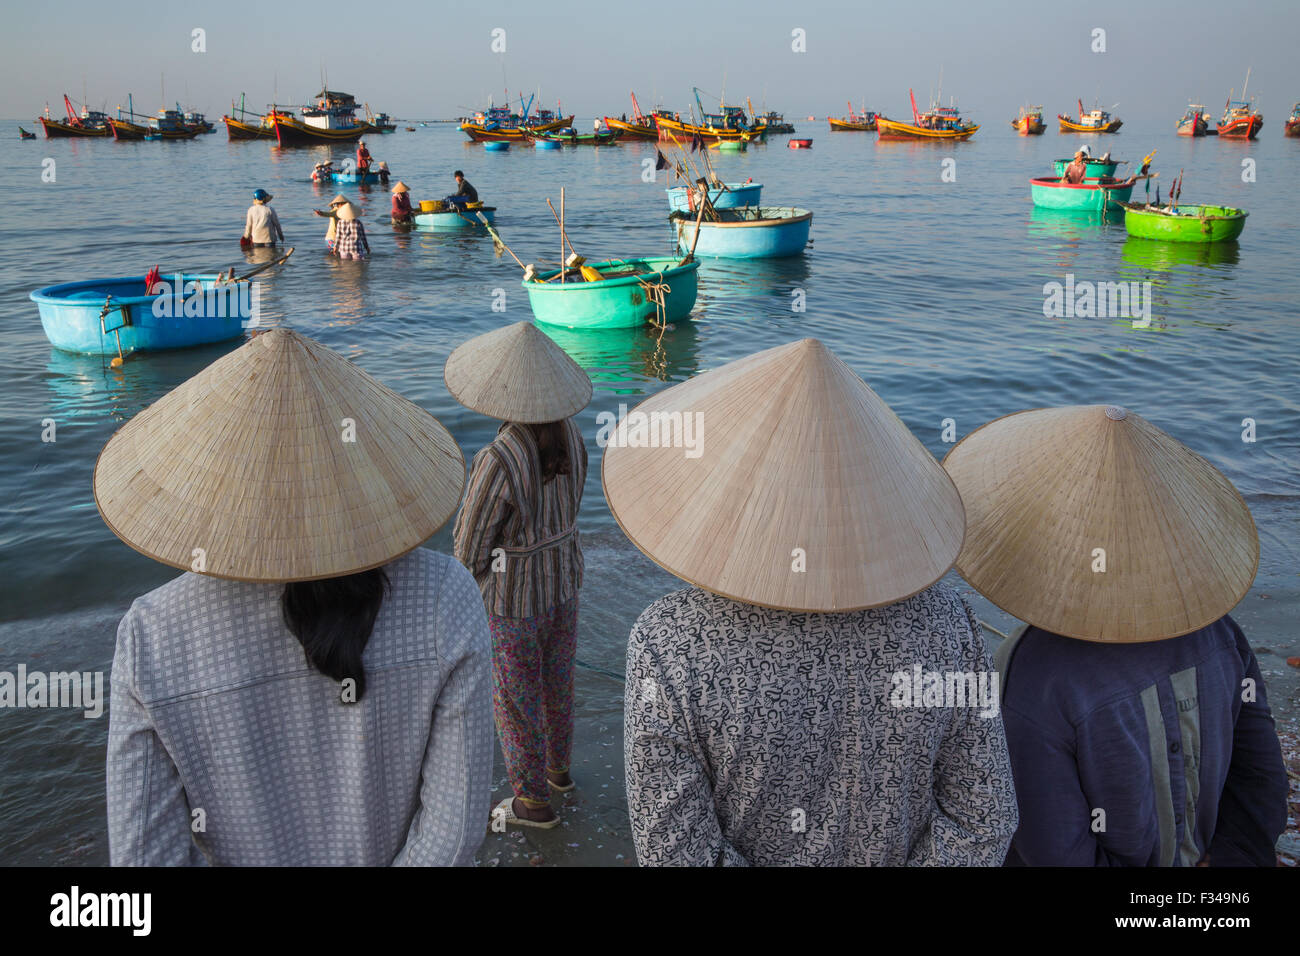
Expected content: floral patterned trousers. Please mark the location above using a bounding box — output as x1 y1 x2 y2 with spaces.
488 598 579 805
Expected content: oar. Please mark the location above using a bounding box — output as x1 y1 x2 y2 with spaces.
679 194 709 265
222 246 295 284
475 213 527 271
546 197 580 264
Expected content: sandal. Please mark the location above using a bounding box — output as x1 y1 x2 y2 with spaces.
489 797 560 830
547 774 576 793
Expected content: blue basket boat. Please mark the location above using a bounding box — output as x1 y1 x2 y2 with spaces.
331 170 382 184
31 274 253 355
666 182 763 213
534 139 562 150
670 207 812 258
484 141 509 152
412 205 496 230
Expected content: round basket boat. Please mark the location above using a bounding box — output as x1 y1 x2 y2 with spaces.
1119 203 1247 243
524 257 699 330
670 207 812 259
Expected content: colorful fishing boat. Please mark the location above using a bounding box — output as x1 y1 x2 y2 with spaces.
1011 105 1046 135
605 94 660 140
1119 203 1248 243
110 102 203 141
829 105 878 131
755 110 795 134
528 129 619 146
182 109 215 134
670 207 812 258
1058 100 1123 133
1176 104 1209 137
460 101 573 142
656 113 755 146
666 182 762 212
1217 101 1263 139
1286 103 1300 137
222 94 282 139
876 90 978 140
19 127 36 140
1030 176 1135 212
30 274 255 355
1052 157 1121 177
38 96 112 137
272 90 372 145
525 257 699 330
412 203 496 230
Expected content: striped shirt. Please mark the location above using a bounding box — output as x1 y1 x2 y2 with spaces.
453 419 587 619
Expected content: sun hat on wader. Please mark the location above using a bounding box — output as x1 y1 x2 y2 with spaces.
93 328 466 582
601 338 966 613
941 404 1258 643
444 321 592 424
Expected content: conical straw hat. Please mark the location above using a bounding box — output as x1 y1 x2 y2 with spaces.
94 329 465 583
601 339 965 612
444 321 592 423
391 181 408 194
336 202 358 221
942 405 1258 642
329 194 348 206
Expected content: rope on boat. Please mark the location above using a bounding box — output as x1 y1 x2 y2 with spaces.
638 277 671 328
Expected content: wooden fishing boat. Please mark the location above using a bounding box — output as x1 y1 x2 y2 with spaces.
1285 104 1300 137
38 96 112 137
656 114 754 145
1052 157 1121 178
222 95 281 139
877 90 978 140
1119 203 1248 243
110 107 202 141
1058 100 1122 133
604 116 657 139
829 112 878 132
1030 176 1135 212
670 207 812 259
1216 101 1263 139
182 110 215 134
272 89 372 145
755 110 795 134
1176 104 1209 137
412 204 496 230
528 129 619 146
460 103 573 142
786 139 812 149
19 127 36 140
1011 106 1046 135
525 257 699 330
666 182 762 213
30 274 254 355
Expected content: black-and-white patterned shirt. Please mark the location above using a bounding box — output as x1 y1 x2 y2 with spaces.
624 584 1019 866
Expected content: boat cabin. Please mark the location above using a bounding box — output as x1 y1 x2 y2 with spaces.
1080 108 1112 128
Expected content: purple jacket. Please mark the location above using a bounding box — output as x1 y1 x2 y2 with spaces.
999 615 1286 866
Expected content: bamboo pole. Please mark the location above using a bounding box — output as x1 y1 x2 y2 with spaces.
560 187 565 285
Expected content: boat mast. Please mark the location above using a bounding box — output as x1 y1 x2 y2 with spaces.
1241 66 1252 102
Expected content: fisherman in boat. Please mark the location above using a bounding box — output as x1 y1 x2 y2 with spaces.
243 189 284 248
313 194 349 250
390 181 414 226
446 170 478 210
449 323 591 831
1062 145 1091 184
617 340 1018 866
944 405 1288 867
355 139 372 176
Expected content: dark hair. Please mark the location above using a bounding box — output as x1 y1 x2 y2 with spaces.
530 421 571 483
453 170 464 178
281 568 389 701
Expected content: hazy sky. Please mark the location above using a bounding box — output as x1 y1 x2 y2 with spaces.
3 0 1294 123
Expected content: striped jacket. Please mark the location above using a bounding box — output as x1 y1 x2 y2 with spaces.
452 419 587 618
998 615 1288 866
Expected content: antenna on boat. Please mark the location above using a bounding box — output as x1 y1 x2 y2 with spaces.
1242 66 1252 102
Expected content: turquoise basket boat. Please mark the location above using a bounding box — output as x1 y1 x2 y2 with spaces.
534 139 562 150
666 182 763 213
1030 177 1134 213
31 274 251 355
670 207 812 258
1119 203 1247 243
484 141 509 152
1052 158 1121 178
412 206 496 230
331 170 382 184
524 257 699 330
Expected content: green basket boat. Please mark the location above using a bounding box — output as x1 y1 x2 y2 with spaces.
524 256 699 330
1119 203 1248 243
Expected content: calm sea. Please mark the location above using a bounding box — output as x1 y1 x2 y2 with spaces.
1 117 1296 864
